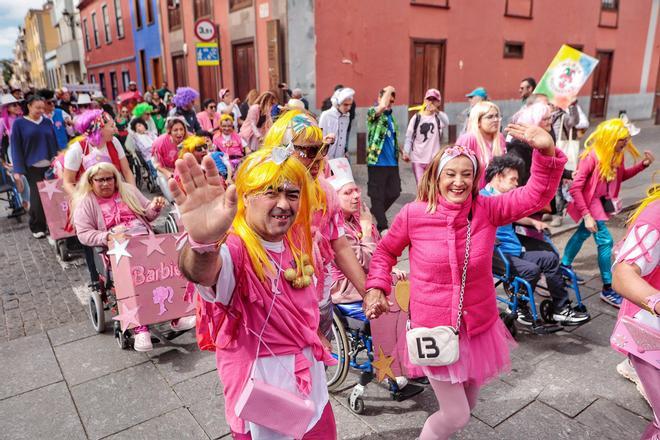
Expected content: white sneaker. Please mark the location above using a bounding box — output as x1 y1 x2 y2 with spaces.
133 331 153 352
32 231 46 239
616 359 650 406
171 315 196 331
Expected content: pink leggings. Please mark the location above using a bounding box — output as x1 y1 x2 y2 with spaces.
412 162 430 184
419 379 480 440
231 401 337 439
630 355 660 440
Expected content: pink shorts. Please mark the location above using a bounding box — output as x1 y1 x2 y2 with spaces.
231 401 337 439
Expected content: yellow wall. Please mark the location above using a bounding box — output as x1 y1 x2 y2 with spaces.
24 9 58 88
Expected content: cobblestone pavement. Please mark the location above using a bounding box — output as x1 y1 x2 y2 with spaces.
0 121 657 438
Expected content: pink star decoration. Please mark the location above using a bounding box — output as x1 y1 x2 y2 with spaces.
112 303 141 330
39 180 63 200
140 233 167 256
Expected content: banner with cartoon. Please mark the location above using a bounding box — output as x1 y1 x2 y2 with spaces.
534 45 599 110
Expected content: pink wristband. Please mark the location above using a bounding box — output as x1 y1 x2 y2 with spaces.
175 232 228 254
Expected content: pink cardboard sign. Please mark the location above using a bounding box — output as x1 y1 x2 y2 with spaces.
370 281 410 381
109 232 194 331
37 179 75 240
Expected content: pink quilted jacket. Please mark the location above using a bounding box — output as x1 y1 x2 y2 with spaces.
366 149 567 336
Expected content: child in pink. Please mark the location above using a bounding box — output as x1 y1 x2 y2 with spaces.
365 124 565 439
611 194 659 440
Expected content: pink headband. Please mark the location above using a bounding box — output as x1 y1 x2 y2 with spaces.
83 152 112 170
437 145 478 176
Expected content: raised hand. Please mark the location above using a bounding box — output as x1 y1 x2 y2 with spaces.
168 153 237 245
507 123 556 155
642 150 655 167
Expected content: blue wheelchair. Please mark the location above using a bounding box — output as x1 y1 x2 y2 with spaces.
493 226 589 337
326 302 424 414
0 165 25 221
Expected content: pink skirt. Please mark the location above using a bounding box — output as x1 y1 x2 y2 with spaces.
406 319 517 388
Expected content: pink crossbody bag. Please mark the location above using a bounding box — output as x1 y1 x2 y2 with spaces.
234 257 315 439
611 313 660 367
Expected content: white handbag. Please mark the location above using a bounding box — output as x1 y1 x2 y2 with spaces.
555 114 581 171
406 217 471 367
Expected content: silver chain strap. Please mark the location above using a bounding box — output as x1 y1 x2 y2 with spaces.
454 218 471 331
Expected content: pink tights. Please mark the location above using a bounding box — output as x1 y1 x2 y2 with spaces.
419 379 480 440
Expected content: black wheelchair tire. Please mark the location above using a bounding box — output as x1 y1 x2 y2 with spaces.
89 290 105 333
540 300 556 324
327 312 350 391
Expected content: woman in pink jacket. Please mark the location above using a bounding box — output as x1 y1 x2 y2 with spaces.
562 118 654 308
364 123 565 440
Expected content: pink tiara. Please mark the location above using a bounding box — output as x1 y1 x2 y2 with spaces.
83 152 112 170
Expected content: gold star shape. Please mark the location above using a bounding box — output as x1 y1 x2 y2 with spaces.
372 345 396 382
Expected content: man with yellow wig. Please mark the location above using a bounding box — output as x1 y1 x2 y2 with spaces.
562 118 655 308
174 145 338 439
262 110 373 342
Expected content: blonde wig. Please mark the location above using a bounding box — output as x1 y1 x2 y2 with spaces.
232 146 316 281
219 113 234 124
416 145 481 214
262 109 327 213
178 135 207 159
72 162 145 216
582 118 641 181
466 101 505 162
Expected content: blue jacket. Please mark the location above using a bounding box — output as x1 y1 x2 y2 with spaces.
480 186 523 257
10 117 59 174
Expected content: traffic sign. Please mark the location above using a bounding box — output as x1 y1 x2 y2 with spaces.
194 18 216 42
196 43 220 66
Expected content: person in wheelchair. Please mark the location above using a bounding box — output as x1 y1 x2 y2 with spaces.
130 118 158 180
327 157 424 401
72 157 195 351
152 117 189 202
481 155 590 325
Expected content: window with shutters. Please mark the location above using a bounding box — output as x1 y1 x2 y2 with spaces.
114 0 125 38
194 0 212 18
102 5 112 43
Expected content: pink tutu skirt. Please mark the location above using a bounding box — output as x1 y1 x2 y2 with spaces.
405 319 517 388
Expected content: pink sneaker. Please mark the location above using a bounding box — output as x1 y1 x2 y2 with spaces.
171 315 196 331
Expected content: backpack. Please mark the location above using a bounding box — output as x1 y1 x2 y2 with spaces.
410 111 448 150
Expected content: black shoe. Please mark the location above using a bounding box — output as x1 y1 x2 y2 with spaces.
515 304 535 326
410 376 430 385
392 383 425 402
8 207 25 218
553 305 590 325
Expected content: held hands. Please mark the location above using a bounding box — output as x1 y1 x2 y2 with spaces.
642 150 655 167
168 153 238 245
363 288 390 320
506 123 556 155
401 152 411 162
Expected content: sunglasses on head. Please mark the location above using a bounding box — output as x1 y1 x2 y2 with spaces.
294 143 328 159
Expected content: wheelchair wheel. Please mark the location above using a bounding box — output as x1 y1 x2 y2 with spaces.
164 213 179 234
499 311 517 338
348 396 365 415
89 290 105 333
327 312 350 391
540 300 556 324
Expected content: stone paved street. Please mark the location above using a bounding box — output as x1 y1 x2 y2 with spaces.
0 121 657 439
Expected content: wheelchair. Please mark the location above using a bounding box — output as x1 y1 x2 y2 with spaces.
493 226 588 337
327 302 424 414
0 165 25 221
133 149 158 194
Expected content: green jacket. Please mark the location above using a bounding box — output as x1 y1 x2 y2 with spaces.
366 107 398 165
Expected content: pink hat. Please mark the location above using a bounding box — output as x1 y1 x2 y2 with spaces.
83 152 112 170
424 88 441 101
219 89 230 99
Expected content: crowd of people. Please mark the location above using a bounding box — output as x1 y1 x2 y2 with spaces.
0 77 657 440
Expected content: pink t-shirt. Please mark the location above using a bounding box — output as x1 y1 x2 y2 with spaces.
152 134 180 170
95 193 147 234
404 113 448 164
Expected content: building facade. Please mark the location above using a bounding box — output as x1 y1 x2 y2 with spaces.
24 5 60 89
11 27 31 89
51 0 87 86
129 0 164 92
78 0 136 101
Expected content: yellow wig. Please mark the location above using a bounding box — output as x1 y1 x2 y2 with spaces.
582 118 641 181
262 109 327 213
178 135 206 159
220 113 234 124
232 146 316 281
